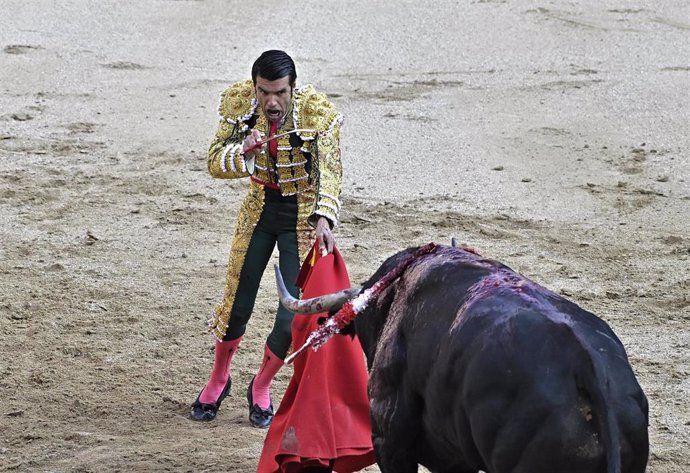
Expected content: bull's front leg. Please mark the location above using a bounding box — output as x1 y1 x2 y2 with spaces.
368 326 425 473
369 380 422 473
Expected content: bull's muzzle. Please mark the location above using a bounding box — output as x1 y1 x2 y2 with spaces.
274 264 360 314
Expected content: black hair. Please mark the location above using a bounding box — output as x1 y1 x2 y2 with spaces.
251 50 297 86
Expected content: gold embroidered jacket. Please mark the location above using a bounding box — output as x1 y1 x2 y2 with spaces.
208 79 343 227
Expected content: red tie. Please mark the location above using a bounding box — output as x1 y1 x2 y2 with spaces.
269 121 278 157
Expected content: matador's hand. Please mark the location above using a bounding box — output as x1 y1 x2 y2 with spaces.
242 129 264 159
315 217 335 256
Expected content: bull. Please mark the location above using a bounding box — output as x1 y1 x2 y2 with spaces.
276 243 649 473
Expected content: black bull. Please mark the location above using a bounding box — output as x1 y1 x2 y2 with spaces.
279 244 649 473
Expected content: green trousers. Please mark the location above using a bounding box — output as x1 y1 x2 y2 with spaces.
222 188 301 358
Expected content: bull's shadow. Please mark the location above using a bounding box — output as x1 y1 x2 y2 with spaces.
277 242 649 473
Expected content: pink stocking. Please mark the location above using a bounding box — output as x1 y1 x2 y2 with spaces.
199 338 241 404
252 345 283 409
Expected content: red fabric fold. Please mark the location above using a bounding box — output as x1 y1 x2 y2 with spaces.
256 245 375 473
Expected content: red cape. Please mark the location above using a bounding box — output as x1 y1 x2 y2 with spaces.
256 245 376 473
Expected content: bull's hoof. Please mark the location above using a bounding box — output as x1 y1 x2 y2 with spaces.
247 378 273 428
190 377 232 421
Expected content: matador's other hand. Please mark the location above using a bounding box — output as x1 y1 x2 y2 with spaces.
315 217 335 256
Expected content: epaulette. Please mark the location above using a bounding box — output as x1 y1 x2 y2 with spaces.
218 79 257 125
294 85 342 141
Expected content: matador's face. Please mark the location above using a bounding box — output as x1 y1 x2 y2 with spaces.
255 75 293 125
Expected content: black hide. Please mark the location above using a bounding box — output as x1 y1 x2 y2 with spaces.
352 245 649 473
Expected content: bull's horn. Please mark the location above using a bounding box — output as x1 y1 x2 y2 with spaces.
274 264 361 314
451 237 458 247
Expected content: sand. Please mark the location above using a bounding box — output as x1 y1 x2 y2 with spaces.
1 0 688 471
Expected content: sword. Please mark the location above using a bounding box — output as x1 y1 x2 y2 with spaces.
243 128 317 154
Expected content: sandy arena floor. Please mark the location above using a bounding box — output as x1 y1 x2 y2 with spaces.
1 1 688 472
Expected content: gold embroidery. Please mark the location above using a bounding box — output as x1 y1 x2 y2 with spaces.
254 151 271 183
209 183 265 339
297 189 317 260
311 125 343 225
219 80 256 123
276 149 296 195
295 85 340 139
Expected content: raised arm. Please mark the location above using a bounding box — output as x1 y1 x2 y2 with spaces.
207 119 253 179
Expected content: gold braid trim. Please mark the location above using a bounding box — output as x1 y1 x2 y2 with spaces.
209 182 265 340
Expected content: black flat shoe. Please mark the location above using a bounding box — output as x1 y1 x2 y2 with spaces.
190 377 232 421
247 377 273 429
